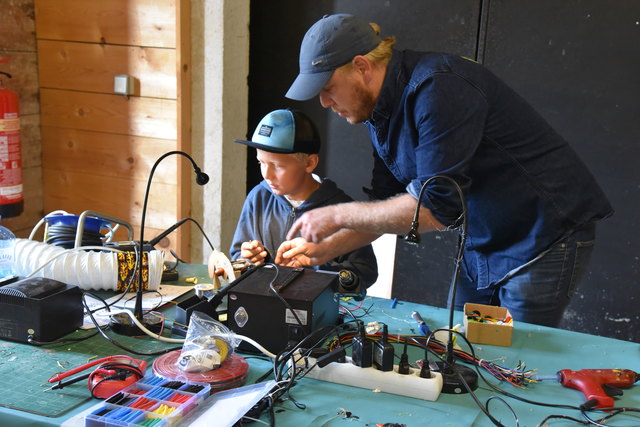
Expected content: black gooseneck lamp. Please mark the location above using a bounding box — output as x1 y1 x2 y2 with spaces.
111 151 209 336
404 175 478 394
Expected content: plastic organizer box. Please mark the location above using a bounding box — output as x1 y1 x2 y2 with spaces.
85 375 211 426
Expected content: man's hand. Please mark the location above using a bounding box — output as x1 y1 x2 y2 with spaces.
240 240 268 265
286 205 342 242
276 251 308 268
275 237 329 266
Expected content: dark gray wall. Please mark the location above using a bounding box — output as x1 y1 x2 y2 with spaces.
480 1 639 341
247 0 639 342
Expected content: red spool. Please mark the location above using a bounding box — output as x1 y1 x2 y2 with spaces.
152 350 249 393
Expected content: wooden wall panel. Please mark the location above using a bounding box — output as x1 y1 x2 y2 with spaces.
34 0 176 47
41 127 177 184
0 0 36 51
1 1 43 238
36 0 187 258
20 115 42 169
42 169 177 227
175 0 191 257
40 89 177 139
37 40 177 98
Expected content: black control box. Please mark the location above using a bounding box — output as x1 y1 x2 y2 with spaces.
0 277 84 343
226 265 339 354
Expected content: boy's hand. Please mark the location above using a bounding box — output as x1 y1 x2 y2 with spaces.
241 240 268 265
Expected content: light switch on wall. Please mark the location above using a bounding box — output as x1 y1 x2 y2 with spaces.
114 74 134 96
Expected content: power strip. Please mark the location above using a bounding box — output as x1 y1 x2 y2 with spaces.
300 356 442 401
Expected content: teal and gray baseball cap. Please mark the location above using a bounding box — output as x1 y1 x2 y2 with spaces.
286 14 381 101
234 109 320 154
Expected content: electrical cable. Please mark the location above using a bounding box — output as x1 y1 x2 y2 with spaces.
264 263 309 335
408 327 520 425
247 321 359 421
338 297 375 321
404 177 640 425
86 361 145 399
236 335 277 359
97 309 184 343
486 396 520 427
326 328 517 425
428 329 640 427
93 301 278 358
78 249 278 358
404 174 475 405
45 224 105 248
28 210 70 240
329 328 535 388
81 295 181 356
322 324 639 426
579 407 640 427
28 210 120 244
94 242 142 310
27 330 100 346
148 217 214 251
455 329 585 411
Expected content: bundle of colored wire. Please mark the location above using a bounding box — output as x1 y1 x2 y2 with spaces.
329 331 538 388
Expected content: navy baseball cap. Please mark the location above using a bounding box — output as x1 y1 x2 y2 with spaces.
234 109 320 154
286 14 381 101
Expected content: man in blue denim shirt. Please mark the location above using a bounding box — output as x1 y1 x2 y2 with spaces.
277 14 613 327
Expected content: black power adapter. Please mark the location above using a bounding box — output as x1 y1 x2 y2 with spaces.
373 324 394 371
419 348 431 378
351 321 372 368
397 341 411 375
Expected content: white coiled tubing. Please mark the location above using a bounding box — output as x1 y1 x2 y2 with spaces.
13 238 163 291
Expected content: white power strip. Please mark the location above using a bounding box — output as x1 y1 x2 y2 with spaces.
300 356 442 401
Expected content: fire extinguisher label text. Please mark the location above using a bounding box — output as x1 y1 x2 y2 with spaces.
0 118 18 132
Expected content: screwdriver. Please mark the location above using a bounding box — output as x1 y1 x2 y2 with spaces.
411 311 431 336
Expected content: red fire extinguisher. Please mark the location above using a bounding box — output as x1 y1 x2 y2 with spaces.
0 58 24 218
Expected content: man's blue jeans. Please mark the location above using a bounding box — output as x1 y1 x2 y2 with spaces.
452 223 596 327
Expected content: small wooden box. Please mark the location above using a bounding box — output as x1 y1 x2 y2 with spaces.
463 303 513 347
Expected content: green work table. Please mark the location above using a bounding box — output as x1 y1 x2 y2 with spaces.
0 264 638 426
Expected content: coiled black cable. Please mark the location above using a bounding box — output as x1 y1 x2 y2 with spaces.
45 224 104 248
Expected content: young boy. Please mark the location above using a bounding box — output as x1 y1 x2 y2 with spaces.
229 109 378 295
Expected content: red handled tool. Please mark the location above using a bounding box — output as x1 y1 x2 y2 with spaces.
539 369 638 409
47 355 147 398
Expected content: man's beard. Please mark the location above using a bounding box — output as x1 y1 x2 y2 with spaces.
345 83 376 124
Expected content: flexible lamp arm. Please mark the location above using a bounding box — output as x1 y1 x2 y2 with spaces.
134 151 210 321
404 175 467 366
404 177 433 245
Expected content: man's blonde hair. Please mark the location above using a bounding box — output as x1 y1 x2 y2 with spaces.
364 22 396 64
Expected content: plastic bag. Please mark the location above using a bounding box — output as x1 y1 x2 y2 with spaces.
177 312 239 373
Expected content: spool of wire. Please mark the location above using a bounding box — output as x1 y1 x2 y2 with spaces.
44 215 109 249
152 351 248 393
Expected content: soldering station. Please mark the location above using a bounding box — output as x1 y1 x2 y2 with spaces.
0 154 637 427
